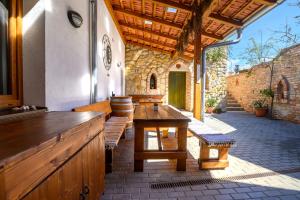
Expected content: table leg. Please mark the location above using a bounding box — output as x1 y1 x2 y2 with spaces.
177 127 187 171
156 127 162 151
134 126 144 172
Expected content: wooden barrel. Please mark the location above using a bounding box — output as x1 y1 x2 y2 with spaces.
110 96 134 121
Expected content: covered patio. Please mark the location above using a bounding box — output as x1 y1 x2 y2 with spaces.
0 0 299 199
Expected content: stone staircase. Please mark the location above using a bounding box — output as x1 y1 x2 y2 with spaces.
227 93 244 111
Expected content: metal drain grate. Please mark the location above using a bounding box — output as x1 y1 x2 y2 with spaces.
150 167 300 189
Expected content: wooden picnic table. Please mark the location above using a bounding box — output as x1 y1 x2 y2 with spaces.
133 105 191 172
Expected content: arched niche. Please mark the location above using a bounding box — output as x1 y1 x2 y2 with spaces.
150 73 157 89
146 69 161 94
275 76 290 103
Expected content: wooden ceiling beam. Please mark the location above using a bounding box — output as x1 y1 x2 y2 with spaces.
113 6 183 30
152 0 193 12
124 33 176 49
209 13 243 27
221 0 235 14
201 30 223 40
119 22 178 40
253 0 277 6
127 41 173 55
119 21 222 41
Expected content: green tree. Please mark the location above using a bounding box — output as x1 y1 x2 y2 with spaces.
240 32 277 66
206 46 227 63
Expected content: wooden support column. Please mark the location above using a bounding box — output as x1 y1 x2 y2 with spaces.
193 31 202 120
193 0 214 120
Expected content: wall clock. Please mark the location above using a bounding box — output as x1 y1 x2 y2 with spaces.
102 34 112 72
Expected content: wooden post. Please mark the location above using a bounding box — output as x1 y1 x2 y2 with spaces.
193 4 203 120
193 34 202 120
193 0 214 120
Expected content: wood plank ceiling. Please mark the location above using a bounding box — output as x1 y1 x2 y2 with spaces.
106 0 277 60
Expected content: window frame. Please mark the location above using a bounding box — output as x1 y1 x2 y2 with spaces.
0 0 23 109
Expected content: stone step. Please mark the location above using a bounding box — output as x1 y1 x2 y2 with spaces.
227 107 244 111
227 103 241 107
227 100 238 104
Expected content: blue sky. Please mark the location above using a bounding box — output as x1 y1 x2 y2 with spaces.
227 0 300 71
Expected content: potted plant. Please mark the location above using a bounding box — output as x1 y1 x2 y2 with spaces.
253 99 268 117
253 88 274 117
206 98 217 114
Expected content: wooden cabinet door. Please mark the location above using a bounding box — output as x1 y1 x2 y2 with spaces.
23 151 84 200
82 133 105 200
23 132 105 200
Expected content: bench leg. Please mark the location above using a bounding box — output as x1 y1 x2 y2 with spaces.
105 149 113 173
199 142 230 170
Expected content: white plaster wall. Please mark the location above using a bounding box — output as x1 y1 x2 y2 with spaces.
45 0 90 111
97 1 125 100
22 0 125 111
23 0 45 106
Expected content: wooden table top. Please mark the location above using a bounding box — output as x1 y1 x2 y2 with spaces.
139 99 163 103
0 111 104 167
133 105 191 122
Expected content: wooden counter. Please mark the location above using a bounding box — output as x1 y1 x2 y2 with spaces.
0 112 105 200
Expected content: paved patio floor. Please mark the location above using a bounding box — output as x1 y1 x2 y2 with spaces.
102 112 300 200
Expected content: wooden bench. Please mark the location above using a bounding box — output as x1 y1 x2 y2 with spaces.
189 127 235 169
73 100 129 173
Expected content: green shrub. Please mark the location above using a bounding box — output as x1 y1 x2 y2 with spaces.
253 99 267 108
260 88 274 98
206 98 217 108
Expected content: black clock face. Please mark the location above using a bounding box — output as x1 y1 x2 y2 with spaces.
102 34 112 71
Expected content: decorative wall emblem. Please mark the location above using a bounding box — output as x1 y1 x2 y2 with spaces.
102 34 112 73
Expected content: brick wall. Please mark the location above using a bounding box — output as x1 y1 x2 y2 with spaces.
227 44 300 123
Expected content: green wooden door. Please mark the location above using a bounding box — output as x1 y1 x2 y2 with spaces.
168 72 186 109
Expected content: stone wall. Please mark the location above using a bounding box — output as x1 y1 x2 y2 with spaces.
227 44 300 123
206 59 228 110
125 44 227 112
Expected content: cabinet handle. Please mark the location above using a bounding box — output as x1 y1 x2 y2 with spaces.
80 192 86 200
83 185 90 195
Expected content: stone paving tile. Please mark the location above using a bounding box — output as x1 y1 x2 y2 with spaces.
247 192 267 198
202 189 220 196
102 112 300 200
214 194 234 200
219 188 236 194
231 192 250 199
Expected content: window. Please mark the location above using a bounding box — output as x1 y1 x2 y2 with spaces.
0 0 23 108
150 74 157 89
0 0 9 95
